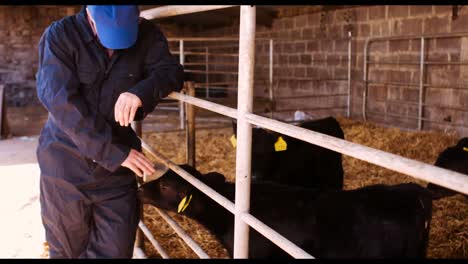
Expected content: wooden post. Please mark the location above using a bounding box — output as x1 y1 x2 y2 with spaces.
185 82 196 167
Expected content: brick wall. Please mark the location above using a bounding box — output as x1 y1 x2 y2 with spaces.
0 6 81 106
179 5 468 136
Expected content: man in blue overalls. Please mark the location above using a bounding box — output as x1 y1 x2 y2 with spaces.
36 5 184 258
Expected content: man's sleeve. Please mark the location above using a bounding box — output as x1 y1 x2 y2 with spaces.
128 24 184 120
36 24 129 172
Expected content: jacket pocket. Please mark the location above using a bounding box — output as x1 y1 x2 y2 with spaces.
77 70 99 106
111 68 142 101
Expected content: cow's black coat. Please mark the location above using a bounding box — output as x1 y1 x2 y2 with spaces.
139 165 432 259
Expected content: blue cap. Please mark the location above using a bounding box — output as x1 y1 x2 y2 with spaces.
87 5 140 49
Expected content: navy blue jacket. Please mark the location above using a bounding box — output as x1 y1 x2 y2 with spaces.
36 7 184 186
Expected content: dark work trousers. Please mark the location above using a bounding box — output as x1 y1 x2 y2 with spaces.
39 150 140 258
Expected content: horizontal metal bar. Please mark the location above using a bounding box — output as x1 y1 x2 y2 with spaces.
368 60 468 66
153 207 210 258
274 93 348 100
193 81 238 86
272 106 347 113
138 221 170 259
366 32 468 46
244 112 468 195
183 62 239 66
185 69 239 75
196 85 239 91
183 45 238 51
193 80 268 87
275 78 348 82
140 139 314 258
168 92 238 118
203 45 240 50
141 5 237 20
167 37 271 42
368 61 420 66
385 99 468 112
366 81 418 87
367 110 468 129
366 81 468 90
275 37 351 42
172 51 239 57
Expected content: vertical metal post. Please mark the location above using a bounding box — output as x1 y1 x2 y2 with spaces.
185 82 196 167
234 5 256 259
205 47 210 98
347 31 352 118
269 39 274 119
418 37 425 131
362 39 370 121
131 119 144 253
179 40 186 129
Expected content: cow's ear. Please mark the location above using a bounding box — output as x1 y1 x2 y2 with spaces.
457 137 468 149
232 119 237 136
204 172 226 188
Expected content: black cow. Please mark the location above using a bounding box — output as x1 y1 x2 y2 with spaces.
232 116 344 190
139 164 432 259
427 137 468 199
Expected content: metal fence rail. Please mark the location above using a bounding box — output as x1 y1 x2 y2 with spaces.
168 29 352 120
169 91 468 195
363 32 468 130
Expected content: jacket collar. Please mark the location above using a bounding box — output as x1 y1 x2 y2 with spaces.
75 6 94 44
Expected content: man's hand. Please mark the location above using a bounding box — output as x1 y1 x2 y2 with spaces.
121 149 156 177
114 92 142 127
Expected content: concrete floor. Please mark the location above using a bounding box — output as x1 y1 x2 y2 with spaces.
0 136 44 258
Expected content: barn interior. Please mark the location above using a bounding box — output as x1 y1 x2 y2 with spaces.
0 5 466 259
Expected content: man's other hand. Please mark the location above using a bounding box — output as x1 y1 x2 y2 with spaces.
121 149 156 177
114 92 142 127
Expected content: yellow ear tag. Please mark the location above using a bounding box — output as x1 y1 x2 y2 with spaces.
274 136 287 152
463 147 468 152
230 135 237 148
177 194 193 213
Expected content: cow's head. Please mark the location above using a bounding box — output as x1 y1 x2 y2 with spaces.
138 164 226 215
231 120 281 182
428 137 468 200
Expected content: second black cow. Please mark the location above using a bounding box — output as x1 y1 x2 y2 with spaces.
232 116 344 190
139 164 433 259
